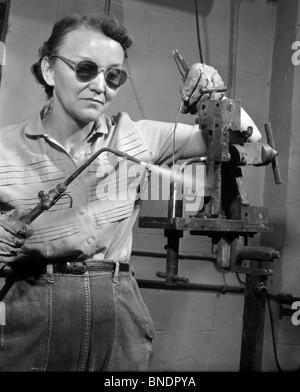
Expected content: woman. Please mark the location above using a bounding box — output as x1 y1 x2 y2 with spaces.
0 14 260 371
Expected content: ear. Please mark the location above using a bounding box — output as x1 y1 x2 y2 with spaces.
41 57 55 87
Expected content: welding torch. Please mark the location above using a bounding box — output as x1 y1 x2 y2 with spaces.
21 148 150 225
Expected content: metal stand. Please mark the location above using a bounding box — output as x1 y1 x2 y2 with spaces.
138 98 281 371
240 272 267 371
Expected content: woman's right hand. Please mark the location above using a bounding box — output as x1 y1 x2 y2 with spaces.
0 209 33 263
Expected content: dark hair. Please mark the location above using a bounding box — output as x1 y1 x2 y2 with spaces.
31 14 133 98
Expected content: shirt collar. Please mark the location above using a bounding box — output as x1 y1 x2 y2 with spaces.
86 114 110 139
24 112 46 137
24 112 111 139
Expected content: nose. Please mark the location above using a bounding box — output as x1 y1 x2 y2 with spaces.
89 71 106 93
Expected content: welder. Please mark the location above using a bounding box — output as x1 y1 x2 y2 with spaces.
0 14 261 371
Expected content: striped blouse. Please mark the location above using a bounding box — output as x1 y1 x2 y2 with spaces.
0 112 197 263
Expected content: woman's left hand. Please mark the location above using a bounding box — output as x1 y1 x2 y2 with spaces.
180 63 225 114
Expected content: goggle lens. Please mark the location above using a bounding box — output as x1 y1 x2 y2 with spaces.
76 60 127 88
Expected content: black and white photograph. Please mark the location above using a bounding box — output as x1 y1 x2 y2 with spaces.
0 0 299 378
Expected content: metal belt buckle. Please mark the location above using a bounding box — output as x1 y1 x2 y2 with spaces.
66 261 87 275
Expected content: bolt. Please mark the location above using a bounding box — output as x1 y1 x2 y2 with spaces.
226 103 233 111
242 126 253 139
223 152 231 161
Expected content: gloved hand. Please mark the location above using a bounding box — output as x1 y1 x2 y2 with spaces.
0 209 33 263
180 63 225 114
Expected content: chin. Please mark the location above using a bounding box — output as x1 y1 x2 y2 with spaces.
76 109 105 124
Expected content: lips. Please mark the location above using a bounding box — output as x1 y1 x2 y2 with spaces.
82 98 105 105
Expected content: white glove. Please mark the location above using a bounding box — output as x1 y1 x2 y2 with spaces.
0 209 32 263
180 63 225 114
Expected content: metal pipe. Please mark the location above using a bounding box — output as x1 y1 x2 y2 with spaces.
22 147 148 225
168 156 207 220
131 249 216 262
136 278 244 295
240 273 267 371
179 156 207 172
264 122 282 184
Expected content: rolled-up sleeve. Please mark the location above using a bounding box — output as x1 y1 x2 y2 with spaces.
134 119 205 165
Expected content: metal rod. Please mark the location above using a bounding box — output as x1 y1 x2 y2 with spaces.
264 122 282 185
136 279 244 295
21 147 147 225
173 49 189 81
170 104 184 218
64 147 142 186
179 157 207 172
131 249 216 262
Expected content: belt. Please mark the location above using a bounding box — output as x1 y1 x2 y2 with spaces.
0 260 131 278
0 261 131 301
45 261 130 275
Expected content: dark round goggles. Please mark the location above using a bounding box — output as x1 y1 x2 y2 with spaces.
50 54 128 89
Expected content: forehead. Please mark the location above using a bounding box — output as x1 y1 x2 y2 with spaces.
58 27 125 64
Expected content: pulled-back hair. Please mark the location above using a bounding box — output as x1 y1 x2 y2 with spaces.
31 14 133 98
